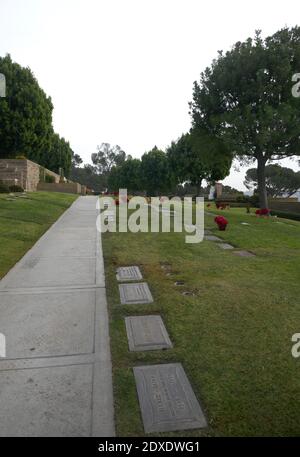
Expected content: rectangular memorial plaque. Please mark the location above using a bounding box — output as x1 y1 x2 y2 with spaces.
204 235 222 241
232 250 255 257
125 315 172 351
116 266 143 282
134 363 207 433
119 282 153 305
218 243 234 250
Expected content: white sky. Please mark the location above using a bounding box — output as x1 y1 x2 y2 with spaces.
0 0 299 190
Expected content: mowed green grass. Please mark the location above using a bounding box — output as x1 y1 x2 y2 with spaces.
0 192 78 279
102 205 300 437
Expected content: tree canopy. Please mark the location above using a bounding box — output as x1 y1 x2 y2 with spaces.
244 163 300 197
69 162 107 192
43 133 73 177
0 54 74 175
141 147 175 196
190 27 300 207
0 54 53 162
91 143 127 174
108 158 142 193
167 129 232 194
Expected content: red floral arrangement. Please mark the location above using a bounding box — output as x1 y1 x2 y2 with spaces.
215 215 228 231
255 208 270 216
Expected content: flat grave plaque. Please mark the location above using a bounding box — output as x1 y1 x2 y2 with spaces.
204 235 222 241
125 315 172 351
134 363 207 433
119 282 153 305
116 266 143 282
232 250 255 257
218 243 234 250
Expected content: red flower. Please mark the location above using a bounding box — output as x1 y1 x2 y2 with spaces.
214 215 228 231
256 208 269 216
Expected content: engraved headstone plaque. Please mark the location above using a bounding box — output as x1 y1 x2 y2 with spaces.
134 363 207 433
218 243 234 250
125 315 172 351
116 266 143 282
232 250 255 257
204 235 222 241
119 282 153 304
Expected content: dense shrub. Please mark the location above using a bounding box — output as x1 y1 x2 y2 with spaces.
249 194 260 206
236 194 259 206
45 174 55 183
0 180 9 193
270 210 300 222
8 185 24 193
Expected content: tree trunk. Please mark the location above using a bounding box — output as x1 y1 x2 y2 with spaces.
257 155 268 209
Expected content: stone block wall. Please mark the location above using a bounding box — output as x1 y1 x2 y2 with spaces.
37 182 83 194
26 160 40 191
0 159 61 191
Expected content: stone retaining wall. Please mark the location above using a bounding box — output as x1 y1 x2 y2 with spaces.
37 182 85 195
0 159 61 191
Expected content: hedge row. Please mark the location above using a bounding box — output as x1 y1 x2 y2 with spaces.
0 181 24 193
270 210 300 222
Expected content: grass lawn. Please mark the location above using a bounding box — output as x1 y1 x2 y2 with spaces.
102 205 300 437
0 191 78 279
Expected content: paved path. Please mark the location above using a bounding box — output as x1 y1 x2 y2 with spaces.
0 196 115 437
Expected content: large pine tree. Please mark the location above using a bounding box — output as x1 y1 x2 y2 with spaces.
190 27 300 208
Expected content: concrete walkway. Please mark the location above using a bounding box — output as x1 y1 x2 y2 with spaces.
0 196 115 437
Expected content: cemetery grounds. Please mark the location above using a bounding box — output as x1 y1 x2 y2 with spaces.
102 205 300 437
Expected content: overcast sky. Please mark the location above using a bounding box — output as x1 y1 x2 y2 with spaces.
0 0 299 190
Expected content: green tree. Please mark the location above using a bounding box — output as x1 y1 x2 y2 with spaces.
69 163 106 192
141 146 175 196
91 143 126 174
244 164 300 197
71 153 83 167
167 130 232 194
190 27 300 208
108 158 142 193
0 54 53 162
43 133 73 177
91 143 127 190
222 185 243 195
